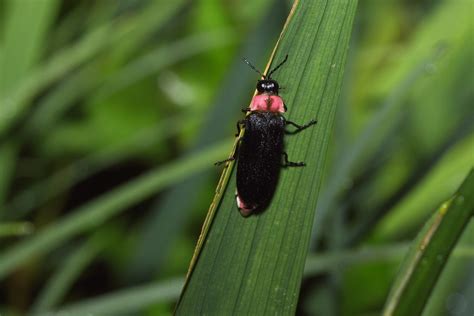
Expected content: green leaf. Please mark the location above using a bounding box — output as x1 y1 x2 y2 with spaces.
175 0 358 314
382 169 474 316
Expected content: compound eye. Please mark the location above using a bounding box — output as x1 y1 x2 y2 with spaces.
266 80 278 93
256 81 265 92
273 81 279 91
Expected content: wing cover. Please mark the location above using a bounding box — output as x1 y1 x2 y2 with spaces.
236 112 285 211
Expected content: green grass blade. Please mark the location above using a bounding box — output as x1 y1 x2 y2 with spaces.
382 169 474 316
31 230 112 312
314 0 473 250
175 0 358 314
312 49 442 244
0 139 232 280
373 133 474 240
94 30 233 101
0 0 59 213
0 0 59 95
6 115 183 220
47 277 185 316
304 243 408 276
0 221 33 238
0 142 16 214
305 244 473 277
0 0 185 137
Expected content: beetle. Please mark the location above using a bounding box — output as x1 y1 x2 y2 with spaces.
216 55 317 216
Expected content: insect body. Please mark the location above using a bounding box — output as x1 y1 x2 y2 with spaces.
216 55 317 216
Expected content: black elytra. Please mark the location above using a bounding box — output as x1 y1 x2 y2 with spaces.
236 112 286 212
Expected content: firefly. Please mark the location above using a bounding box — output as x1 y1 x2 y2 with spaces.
216 55 317 216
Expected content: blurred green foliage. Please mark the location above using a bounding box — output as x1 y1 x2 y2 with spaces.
0 0 472 315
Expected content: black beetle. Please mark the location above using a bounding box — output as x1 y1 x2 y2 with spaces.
216 55 317 216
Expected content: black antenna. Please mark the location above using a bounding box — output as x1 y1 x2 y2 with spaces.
267 54 288 78
242 58 265 78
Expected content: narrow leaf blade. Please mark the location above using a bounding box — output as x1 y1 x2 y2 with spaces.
383 169 474 316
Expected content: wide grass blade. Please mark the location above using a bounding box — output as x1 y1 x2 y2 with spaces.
382 169 474 316
176 0 358 314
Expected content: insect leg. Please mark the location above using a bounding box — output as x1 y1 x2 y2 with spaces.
215 137 241 166
282 152 305 167
214 157 235 166
285 119 317 134
241 107 250 113
235 119 245 137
